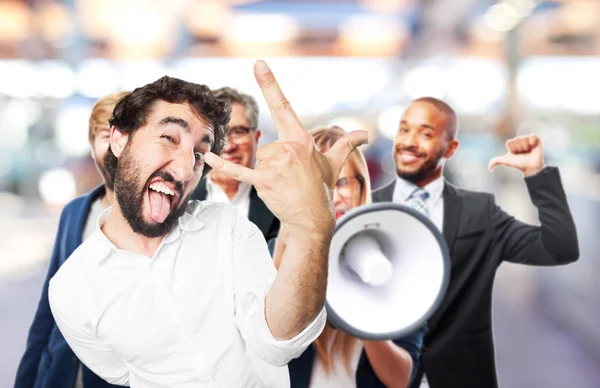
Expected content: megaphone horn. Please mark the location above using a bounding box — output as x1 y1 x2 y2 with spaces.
325 202 450 341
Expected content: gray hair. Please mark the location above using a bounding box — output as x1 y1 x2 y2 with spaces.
212 87 259 129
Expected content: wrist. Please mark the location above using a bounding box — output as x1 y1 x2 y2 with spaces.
522 164 545 177
285 220 334 247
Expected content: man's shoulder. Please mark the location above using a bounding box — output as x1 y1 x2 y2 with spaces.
52 238 95 280
59 186 104 219
48 237 97 315
445 182 494 201
372 180 396 202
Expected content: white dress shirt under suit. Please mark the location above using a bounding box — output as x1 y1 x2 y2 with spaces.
48 200 326 388
393 175 445 232
205 175 252 217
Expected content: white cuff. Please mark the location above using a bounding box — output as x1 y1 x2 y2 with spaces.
235 288 327 367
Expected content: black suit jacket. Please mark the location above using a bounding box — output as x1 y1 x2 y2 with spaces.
191 178 280 242
372 167 579 388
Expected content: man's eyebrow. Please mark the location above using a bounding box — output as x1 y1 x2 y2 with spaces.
158 116 214 148
399 120 436 131
158 117 190 132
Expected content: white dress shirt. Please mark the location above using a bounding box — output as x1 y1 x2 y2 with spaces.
392 176 445 232
48 200 326 388
205 176 252 217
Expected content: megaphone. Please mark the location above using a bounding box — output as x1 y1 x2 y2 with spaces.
325 202 450 340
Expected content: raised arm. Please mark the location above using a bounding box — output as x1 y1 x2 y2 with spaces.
204 60 368 341
488 134 579 265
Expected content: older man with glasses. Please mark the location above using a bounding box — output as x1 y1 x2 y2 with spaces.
191 87 280 242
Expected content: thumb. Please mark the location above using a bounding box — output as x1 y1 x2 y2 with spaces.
528 133 540 148
325 130 369 175
488 153 516 171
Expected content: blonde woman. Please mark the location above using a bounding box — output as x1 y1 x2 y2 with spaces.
272 126 426 388
15 91 130 388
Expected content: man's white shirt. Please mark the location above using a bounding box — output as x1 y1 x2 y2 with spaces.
205 175 252 217
48 200 326 388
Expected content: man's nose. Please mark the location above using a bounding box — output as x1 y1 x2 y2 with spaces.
222 138 236 153
399 132 418 148
169 150 194 183
333 188 344 205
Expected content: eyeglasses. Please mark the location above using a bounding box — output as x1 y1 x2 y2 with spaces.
226 125 254 144
335 176 364 200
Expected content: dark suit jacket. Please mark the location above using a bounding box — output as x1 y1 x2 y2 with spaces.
15 186 122 388
372 166 579 388
191 178 280 242
287 324 427 388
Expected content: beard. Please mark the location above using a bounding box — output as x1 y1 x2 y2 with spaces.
395 146 445 183
113 147 189 238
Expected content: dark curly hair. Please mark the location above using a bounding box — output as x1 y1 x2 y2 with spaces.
104 76 231 180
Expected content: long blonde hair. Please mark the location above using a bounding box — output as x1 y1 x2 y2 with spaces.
309 125 372 374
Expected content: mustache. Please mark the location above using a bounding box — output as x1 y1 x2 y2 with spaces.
148 170 184 197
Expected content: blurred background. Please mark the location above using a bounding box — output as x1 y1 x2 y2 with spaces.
1 0 599 386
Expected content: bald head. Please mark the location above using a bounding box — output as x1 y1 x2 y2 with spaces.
411 97 458 140
393 96 460 187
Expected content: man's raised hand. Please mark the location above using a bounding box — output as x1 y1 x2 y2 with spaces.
204 60 368 236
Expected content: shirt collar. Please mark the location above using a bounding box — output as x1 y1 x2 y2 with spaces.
393 175 445 204
92 201 206 264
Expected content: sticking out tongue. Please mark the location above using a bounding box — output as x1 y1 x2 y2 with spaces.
149 189 172 223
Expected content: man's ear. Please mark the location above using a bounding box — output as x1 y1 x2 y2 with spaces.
444 139 459 160
254 129 262 145
110 126 129 158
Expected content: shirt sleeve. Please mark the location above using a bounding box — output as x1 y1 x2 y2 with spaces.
48 272 130 386
393 323 427 385
230 207 326 367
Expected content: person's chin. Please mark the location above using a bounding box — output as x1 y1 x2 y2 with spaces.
396 164 422 176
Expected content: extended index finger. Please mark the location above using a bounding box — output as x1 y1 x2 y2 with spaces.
204 152 260 186
254 60 304 142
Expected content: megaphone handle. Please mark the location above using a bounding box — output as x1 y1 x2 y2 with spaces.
327 319 338 330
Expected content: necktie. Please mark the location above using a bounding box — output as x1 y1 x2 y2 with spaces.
406 188 430 217
408 188 432 388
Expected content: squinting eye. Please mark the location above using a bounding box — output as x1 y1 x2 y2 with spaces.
162 135 175 143
194 152 204 164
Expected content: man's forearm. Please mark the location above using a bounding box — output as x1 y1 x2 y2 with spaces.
265 228 331 340
363 340 413 388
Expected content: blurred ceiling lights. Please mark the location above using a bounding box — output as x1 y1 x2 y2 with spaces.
222 13 300 56
484 0 537 32
0 1 32 42
338 14 410 56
